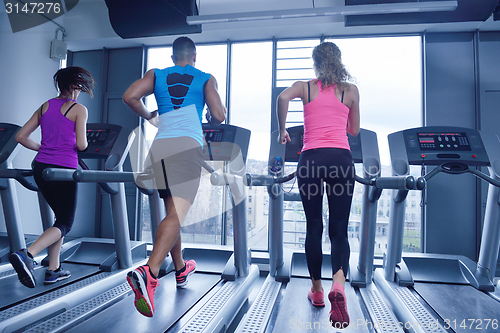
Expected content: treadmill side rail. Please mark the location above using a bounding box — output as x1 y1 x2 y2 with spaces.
176 265 259 333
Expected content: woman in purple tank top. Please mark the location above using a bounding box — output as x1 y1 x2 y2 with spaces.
9 67 94 288
277 42 360 328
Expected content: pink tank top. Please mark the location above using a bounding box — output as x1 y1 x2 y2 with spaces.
302 80 350 152
35 98 78 168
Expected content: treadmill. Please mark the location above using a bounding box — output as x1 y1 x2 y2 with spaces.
374 126 500 333
0 123 53 270
1 124 41 261
0 123 147 332
236 126 412 333
34 124 260 333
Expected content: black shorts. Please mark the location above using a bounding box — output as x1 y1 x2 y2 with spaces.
146 137 203 204
33 161 77 237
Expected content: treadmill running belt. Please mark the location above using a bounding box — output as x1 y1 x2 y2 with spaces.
66 272 221 333
0 263 101 309
272 278 369 333
413 283 500 333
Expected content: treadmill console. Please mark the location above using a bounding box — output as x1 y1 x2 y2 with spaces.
202 124 251 163
414 132 471 151
80 123 134 171
284 125 363 163
0 128 7 142
81 124 129 159
389 126 489 166
0 123 21 165
284 126 303 163
203 127 225 143
86 129 111 147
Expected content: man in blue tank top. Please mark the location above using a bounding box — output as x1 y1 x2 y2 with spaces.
123 37 226 318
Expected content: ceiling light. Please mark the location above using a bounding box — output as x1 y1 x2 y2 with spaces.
186 1 458 25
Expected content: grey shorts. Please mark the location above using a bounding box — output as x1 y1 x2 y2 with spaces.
146 137 203 204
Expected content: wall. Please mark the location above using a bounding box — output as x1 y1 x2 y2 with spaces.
424 32 478 260
424 31 500 271
66 50 104 238
0 11 142 241
478 31 500 275
69 47 143 240
0 12 61 235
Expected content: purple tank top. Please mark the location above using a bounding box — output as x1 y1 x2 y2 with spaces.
35 98 78 168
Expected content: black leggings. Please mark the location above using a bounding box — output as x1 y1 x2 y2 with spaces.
33 161 77 237
297 148 355 280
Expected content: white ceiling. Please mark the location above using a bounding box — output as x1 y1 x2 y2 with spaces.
13 0 500 51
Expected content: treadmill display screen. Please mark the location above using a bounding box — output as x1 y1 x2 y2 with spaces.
204 128 224 143
0 128 6 142
417 132 471 151
289 132 304 146
87 129 110 146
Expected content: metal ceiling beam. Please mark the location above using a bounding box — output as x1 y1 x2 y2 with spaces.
186 1 458 25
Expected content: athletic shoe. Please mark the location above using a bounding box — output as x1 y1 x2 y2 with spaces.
328 282 350 329
127 265 159 317
44 267 71 284
9 249 37 288
307 287 325 307
175 259 196 288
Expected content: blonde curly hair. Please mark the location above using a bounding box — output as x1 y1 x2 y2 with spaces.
312 42 353 91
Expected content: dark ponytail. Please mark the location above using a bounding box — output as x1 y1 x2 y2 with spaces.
54 66 95 98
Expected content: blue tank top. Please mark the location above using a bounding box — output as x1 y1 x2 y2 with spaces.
154 65 211 146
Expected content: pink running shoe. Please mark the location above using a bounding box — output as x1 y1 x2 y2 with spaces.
328 282 350 329
127 265 159 317
307 287 325 307
176 259 196 288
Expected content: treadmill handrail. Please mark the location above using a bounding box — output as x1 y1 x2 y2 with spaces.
243 173 275 186
419 163 500 188
469 168 500 187
243 172 296 187
73 170 135 183
0 151 10 165
43 168 154 195
42 168 76 182
244 171 415 190
75 170 156 195
372 175 416 190
0 168 39 191
202 160 215 173
43 168 117 195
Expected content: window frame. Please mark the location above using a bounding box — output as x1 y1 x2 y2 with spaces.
140 34 425 254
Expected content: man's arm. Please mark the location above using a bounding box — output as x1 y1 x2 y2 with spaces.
204 76 226 123
123 69 157 121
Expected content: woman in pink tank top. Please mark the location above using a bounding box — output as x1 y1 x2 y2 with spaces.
277 42 360 328
9 67 94 288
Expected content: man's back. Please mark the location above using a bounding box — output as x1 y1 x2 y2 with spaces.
154 65 211 146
